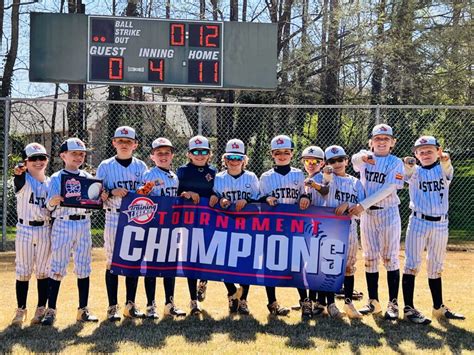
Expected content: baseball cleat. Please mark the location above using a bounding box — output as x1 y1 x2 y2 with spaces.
301 298 313 320
328 303 345 319
228 296 239 314
432 305 465 320
189 300 202 315
107 304 121 322
336 287 364 301
267 301 290 316
11 308 27 326
77 307 99 322
359 299 382 315
31 306 46 325
403 306 431 325
41 308 56 326
164 301 186 317
145 301 159 320
123 301 145 319
343 301 363 319
384 300 399 320
238 299 250 315
312 302 328 317
197 280 207 302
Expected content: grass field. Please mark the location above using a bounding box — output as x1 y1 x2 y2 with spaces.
0 249 473 354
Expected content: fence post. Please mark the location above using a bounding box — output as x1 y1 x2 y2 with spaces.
198 104 203 135
2 98 11 251
375 105 381 125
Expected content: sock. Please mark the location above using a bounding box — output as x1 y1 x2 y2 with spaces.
16 280 29 309
327 292 335 305
265 286 276 304
317 292 327 306
429 277 443 309
47 278 61 310
366 272 379 301
125 276 138 303
240 284 250 301
163 277 175 304
387 269 400 302
402 274 415 308
308 290 317 302
37 278 49 307
105 270 118 306
224 282 237 297
344 275 355 303
187 278 198 301
297 288 308 301
77 277 89 309
144 277 156 306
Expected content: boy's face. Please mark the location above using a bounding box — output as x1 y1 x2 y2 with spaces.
272 149 293 166
60 151 86 170
327 156 348 176
415 145 439 166
370 134 395 156
150 147 174 169
187 149 210 166
113 138 138 157
302 157 324 175
25 155 48 173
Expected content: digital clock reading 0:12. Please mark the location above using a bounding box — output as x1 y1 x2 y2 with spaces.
88 18 223 87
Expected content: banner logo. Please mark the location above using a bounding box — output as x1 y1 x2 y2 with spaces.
123 197 157 224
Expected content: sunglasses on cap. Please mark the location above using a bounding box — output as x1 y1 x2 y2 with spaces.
28 156 48 162
304 159 322 166
191 149 209 156
327 157 346 164
226 154 244 161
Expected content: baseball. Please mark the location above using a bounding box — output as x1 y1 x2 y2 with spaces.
88 182 102 200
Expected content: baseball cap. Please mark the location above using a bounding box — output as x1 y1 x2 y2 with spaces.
22 143 49 160
271 135 294 151
151 137 174 150
59 138 90 153
224 139 245 156
301 146 324 160
114 126 137 140
325 145 348 161
413 135 439 150
372 124 393 137
188 135 210 151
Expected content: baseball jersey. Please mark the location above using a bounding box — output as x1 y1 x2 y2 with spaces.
305 173 326 207
324 174 365 209
96 156 148 209
15 172 50 222
353 152 404 207
142 167 179 197
407 162 452 216
47 169 93 218
213 170 260 202
259 166 306 204
177 163 217 198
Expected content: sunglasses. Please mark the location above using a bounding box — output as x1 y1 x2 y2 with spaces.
327 157 346 164
191 149 209 156
28 156 48 162
304 159 322 166
226 155 244 161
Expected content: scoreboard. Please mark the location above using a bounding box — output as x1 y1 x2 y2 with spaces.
30 13 277 90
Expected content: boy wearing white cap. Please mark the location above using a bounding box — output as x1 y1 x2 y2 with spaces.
213 139 260 314
401 136 464 324
11 143 51 326
42 138 99 325
97 126 148 321
349 124 404 320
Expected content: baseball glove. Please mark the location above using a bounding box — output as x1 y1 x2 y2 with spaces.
136 181 155 195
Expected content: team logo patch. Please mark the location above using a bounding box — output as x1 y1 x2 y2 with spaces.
380 125 388 132
232 142 240 149
205 173 214 182
154 178 165 186
331 147 339 154
121 128 129 135
294 180 299 185
419 138 428 144
395 173 403 180
31 144 43 151
74 139 85 148
245 183 251 188
64 178 81 198
123 197 157 224
308 148 314 153
276 138 284 145
195 138 202 144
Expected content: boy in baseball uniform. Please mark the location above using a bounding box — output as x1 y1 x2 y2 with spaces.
402 136 465 324
11 143 51 326
42 138 99 325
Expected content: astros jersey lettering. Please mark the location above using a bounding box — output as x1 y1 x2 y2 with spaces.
259 167 305 204
142 167 179 197
214 170 260 202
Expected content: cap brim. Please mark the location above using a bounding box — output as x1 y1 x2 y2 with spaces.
224 152 245 156
326 154 348 160
28 153 49 158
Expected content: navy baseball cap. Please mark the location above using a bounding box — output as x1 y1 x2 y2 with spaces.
59 138 90 154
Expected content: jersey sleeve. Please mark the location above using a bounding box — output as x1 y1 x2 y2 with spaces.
351 149 370 173
355 179 365 203
96 162 108 189
14 173 26 194
385 158 405 189
440 160 454 182
249 173 260 201
259 173 271 198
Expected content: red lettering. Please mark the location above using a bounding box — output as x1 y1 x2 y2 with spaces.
216 215 229 228
312 220 321 235
235 217 246 230
290 219 304 233
252 218 270 231
184 211 195 224
275 218 284 232
156 212 167 224
199 212 210 226
172 212 180 224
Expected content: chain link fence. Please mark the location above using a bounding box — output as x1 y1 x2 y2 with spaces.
1 97 473 251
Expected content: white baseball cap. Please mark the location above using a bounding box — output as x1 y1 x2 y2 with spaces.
23 142 49 160
224 139 245 156
114 126 137 140
301 146 324 159
325 145 348 161
271 135 293 151
188 135 210 151
413 135 439 150
152 137 174 150
372 124 393 137
59 138 90 153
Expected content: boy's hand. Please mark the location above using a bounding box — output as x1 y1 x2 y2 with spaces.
181 191 200 204
304 178 321 190
335 202 349 216
100 190 109 202
14 163 26 175
362 154 376 165
348 203 364 216
111 188 128 197
299 197 310 210
235 199 247 212
322 166 334 183
403 157 416 166
439 148 450 162
266 196 278 207
209 195 219 207
219 197 231 209
49 195 64 207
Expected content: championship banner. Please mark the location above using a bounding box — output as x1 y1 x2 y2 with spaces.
111 194 351 292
